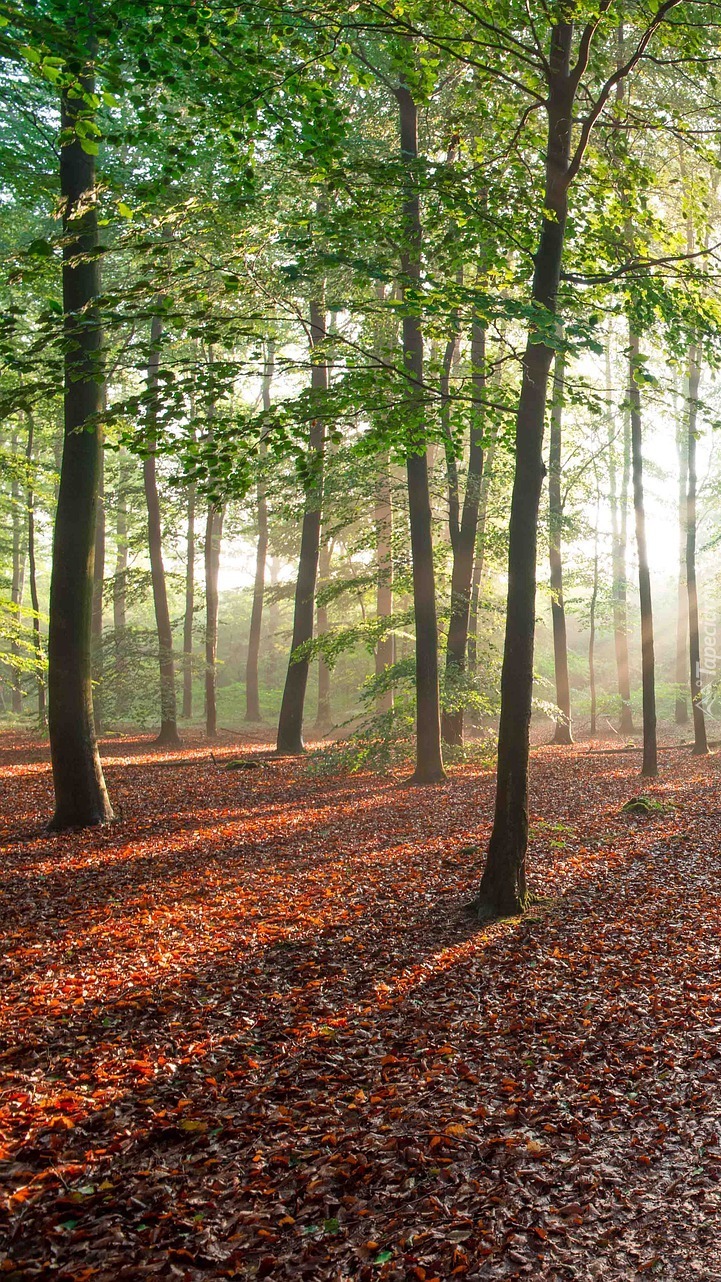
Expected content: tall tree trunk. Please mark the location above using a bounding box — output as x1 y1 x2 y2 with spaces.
607 336 634 734
675 400 689 724
589 487 600 737
204 503 225 739
686 342 708 755
276 299 326 754
442 315 486 747
25 413 46 727
467 431 496 677
143 312 180 746
629 324 658 778
396 80 445 783
548 348 573 744
182 481 195 719
91 440 105 733
246 341 273 721
374 452 394 713
476 23 574 917
10 431 25 714
113 451 129 718
48 61 113 829
316 538 332 731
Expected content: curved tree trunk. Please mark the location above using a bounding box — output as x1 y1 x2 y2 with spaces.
143 312 181 746
476 22 574 917
25 413 46 727
48 63 113 829
629 324 658 778
396 81 445 784
548 348 572 744
686 343 708 755
182 481 195 719
204 503 225 739
276 299 326 754
442 315 486 747
246 342 273 721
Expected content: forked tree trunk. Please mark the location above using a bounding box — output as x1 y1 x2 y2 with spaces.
374 452 394 714
686 342 708 755
113 452 129 717
675 403 689 724
476 22 574 917
629 324 658 778
143 312 180 746
10 431 25 714
246 342 273 721
276 299 326 754
548 349 573 745
396 81 445 784
91 442 105 732
25 413 46 727
182 481 195 719
204 503 225 739
48 63 113 829
442 315 486 747
607 334 634 734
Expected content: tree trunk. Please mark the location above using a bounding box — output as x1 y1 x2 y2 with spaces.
91 440 105 733
316 538 332 731
589 490 600 737
25 413 46 727
374 452 394 713
204 503 225 739
276 300 326 754
629 324 658 778
675 399 689 724
442 315 486 747
10 431 25 714
182 481 195 719
468 431 496 677
143 312 180 746
113 451 129 718
548 348 573 744
686 342 708 755
48 64 113 829
477 23 574 917
606 336 634 735
396 81 445 784
245 341 273 721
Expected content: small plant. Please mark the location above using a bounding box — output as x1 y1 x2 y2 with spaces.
621 794 668 816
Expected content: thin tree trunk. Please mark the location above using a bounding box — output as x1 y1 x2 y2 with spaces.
91 440 105 732
143 312 180 746
607 335 634 734
442 315 486 747
548 348 572 744
686 342 708 755
204 503 224 739
589 487 600 737
25 413 46 727
675 400 689 724
374 452 394 713
48 60 113 828
113 451 129 718
477 23 574 917
468 431 496 676
396 80 445 783
182 481 195 718
10 431 25 714
276 299 326 754
629 324 658 778
316 538 332 730
246 341 273 721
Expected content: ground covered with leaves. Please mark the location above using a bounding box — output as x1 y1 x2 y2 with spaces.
1 731 721 1280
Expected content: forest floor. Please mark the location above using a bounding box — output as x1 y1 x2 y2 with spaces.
1 730 721 1280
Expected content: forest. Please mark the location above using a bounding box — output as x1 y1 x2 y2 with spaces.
2 0 721 1277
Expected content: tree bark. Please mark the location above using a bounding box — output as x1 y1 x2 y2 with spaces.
48 62 113 828
91 439 105 732
10 431 25 714
442 315 486 747
276 299 326 754
548 348 572 744
477 23 574 917
204 502 224 739
25 413 46 727
316 537 332 731
607 336 634 735
675 399 689 724
589 490 600 737
629 324 658 778
182 480 195 719
113 451 129 718
468 431 496 677
396 80 445 783
374 452 394 714
685 342 708 755
245 341 273 721
143 312 180 746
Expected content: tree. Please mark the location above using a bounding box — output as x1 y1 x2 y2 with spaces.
547 348 573 745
